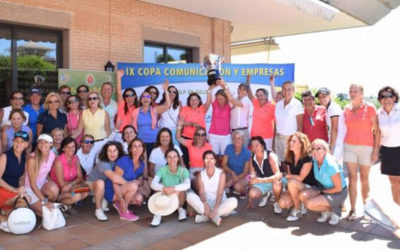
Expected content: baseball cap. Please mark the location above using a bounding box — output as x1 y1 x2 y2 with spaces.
37 134 53 143
14 131 29 142
30 88 42 95
315 87 331 97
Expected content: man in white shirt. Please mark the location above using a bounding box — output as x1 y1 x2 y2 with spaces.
100 82 118 130
222 81 253 147
0 90 30 128
316 87 346 163
274 81 303 165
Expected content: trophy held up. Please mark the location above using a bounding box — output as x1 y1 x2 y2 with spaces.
202 54 224 86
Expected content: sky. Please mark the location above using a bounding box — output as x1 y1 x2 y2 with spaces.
232 7 400 97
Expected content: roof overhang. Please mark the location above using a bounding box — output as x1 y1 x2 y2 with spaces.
141 0 367 43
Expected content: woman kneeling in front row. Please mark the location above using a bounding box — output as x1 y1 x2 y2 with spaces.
187 150 238 226
301 139 347 225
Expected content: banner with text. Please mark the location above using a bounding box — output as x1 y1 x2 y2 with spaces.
117 63 295 129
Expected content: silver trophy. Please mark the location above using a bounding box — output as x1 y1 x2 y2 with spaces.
202 54 224 86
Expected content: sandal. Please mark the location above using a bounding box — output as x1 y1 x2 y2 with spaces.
345 210 356 221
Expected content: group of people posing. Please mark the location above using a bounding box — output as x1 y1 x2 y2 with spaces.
0 71 399 233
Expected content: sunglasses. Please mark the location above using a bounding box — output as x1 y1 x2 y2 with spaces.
60 91 71 95
78 89 88 93
309 117 314 126
88 97 99 101
195 133 206 137
124 93 136 98
48 100 60 104
15 131 28 138
12 97 24 101
312 147 323 151
380 94 393 99
83 140 95 144
142 95 151 99
168 90 177 94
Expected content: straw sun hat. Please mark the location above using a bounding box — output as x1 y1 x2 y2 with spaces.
148 192 179 216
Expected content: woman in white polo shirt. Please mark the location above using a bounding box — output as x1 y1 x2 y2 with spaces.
377 86 400 205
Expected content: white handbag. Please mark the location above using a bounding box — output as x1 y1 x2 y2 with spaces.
42 203 66 230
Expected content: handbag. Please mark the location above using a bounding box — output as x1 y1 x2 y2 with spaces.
42 202 66 230
6 196 36 234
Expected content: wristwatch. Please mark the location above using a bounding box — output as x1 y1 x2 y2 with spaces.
41 198 48 205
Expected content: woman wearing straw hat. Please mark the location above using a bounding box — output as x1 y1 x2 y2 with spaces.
149 148 190 227
187 150 238 226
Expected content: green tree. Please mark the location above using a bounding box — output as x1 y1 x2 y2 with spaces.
0 55 55 70
17 55 55 70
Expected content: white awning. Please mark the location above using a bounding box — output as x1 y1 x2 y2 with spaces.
141 0 366 43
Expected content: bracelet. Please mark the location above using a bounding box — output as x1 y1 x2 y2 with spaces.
178 126 182 129
207 90 212 94
41 198 48 205
224 85 229 89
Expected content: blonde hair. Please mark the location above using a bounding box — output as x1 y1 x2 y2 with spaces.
51 127 66 138
33 140 52 175
86 91 102 108
43 92 62 110
311 139 330 154
350 84 364 94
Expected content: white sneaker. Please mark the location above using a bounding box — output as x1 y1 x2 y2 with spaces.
286 209 301 221
329 212 340 225
101 198 110 212
269 193 275 202
300 203 307 215
258 192 271 207
317 211 331 223
151 215 162 227
95 209 108 221
224 188 231 194
0 220 10 233
273 202 283 214
195 214 209 223
178 208 187 221
212 216 222 226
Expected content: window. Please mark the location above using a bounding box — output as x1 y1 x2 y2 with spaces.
144 43 192 63
0 24 62 106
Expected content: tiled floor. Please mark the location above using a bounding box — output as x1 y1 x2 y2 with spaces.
1 164 400 250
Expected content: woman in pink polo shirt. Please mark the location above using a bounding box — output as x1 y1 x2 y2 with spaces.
247 76 275 151
208 89 231 156
343 84 380 221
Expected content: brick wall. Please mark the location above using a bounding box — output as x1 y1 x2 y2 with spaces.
0 0 231 70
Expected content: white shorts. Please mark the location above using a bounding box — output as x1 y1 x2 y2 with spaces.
208 134 231 155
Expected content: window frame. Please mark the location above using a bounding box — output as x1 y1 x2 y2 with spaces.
144 42 193 63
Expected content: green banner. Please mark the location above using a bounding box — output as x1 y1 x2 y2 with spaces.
58 69 116 99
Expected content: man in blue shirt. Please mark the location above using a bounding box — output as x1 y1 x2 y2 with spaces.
23 88 44 143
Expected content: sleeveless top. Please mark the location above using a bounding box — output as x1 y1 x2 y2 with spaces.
252 151 273 178
82 109 107 140
200 167 226 201
67 111 83 143
159 106 180 129
25 150 56 189
285 155 317 187
50 153 78 188
2 149 26 188
5 125 31 151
